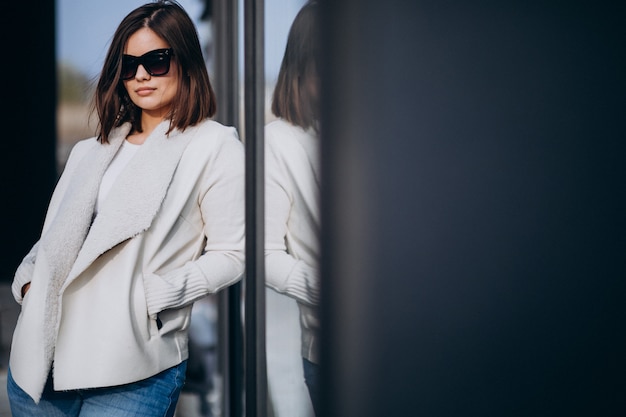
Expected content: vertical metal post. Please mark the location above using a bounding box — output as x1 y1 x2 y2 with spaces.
213 0 240 128
213 1 243 416
244 0 266 416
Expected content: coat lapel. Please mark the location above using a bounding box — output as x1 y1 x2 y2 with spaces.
40 127 126 298
63 121 197 289
39 125 127 375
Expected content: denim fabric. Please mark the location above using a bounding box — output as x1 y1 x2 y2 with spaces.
7 361 187 417
303 357 320 416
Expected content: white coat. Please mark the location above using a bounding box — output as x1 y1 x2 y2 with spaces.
9 119 245 403
265 119 320 364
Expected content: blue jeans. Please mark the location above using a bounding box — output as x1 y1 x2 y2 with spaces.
7 361 187 417
303 357 320 416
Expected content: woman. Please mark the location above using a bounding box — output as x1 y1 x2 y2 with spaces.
7 1 245 415
265 1 321 415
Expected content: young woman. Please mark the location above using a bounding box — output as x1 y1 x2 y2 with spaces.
7 1 245 415
265 1 321 415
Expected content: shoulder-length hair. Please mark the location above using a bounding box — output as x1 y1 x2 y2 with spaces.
94 0 216 143
271 1 319 131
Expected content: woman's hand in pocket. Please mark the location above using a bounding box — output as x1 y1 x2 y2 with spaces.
21 283 31 298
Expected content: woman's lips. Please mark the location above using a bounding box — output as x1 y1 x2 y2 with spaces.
135 87 155 96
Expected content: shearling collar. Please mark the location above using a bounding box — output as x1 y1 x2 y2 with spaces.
62 120 197 289
38 120 196 373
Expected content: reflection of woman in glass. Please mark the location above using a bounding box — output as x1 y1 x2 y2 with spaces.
7 1 244 415
265 1 321 414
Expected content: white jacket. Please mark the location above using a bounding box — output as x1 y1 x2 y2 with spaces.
265 119 320 363
10 119 245 403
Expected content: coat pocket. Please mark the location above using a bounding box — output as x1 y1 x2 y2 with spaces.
154 305 193 337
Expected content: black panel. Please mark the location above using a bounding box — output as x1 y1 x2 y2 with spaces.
320 1 625 415
1 2 57 283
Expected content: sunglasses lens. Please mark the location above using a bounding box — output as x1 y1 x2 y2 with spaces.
121 57 138 80
120 49 172 80
144 52 171 76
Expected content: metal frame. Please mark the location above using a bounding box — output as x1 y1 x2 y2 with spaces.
214 0 266 415
213 1 243 416
243 0 267 416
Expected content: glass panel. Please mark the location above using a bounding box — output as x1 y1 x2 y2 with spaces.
264 1 319 416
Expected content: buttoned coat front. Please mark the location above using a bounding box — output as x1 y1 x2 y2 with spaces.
9 119 245 403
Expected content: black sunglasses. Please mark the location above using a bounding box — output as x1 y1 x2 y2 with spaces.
121 48 174 80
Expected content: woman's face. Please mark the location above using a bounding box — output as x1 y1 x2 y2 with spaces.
123 27 179 120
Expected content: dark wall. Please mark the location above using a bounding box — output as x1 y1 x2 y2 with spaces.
320 1 625 415
1 2 57 282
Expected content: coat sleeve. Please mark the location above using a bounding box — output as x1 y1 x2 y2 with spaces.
143 130 245 318
264 134 320 306
11 242 40 304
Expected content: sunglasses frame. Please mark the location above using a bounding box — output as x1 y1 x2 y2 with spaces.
121 48 174 80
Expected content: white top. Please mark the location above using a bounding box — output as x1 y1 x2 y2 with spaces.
96 140 141 213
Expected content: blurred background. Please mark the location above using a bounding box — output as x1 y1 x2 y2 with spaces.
1 1 625 417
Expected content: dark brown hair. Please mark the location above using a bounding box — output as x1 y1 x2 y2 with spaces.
94 0 216 143
271 1 319 131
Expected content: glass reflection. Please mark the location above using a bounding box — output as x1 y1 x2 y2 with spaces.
265 1 320 416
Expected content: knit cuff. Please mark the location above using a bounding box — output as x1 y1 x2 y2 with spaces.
283 263 320 306
143 263 209 318
12 251 38 304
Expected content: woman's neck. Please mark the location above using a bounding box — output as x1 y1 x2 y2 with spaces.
127 114 167 145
